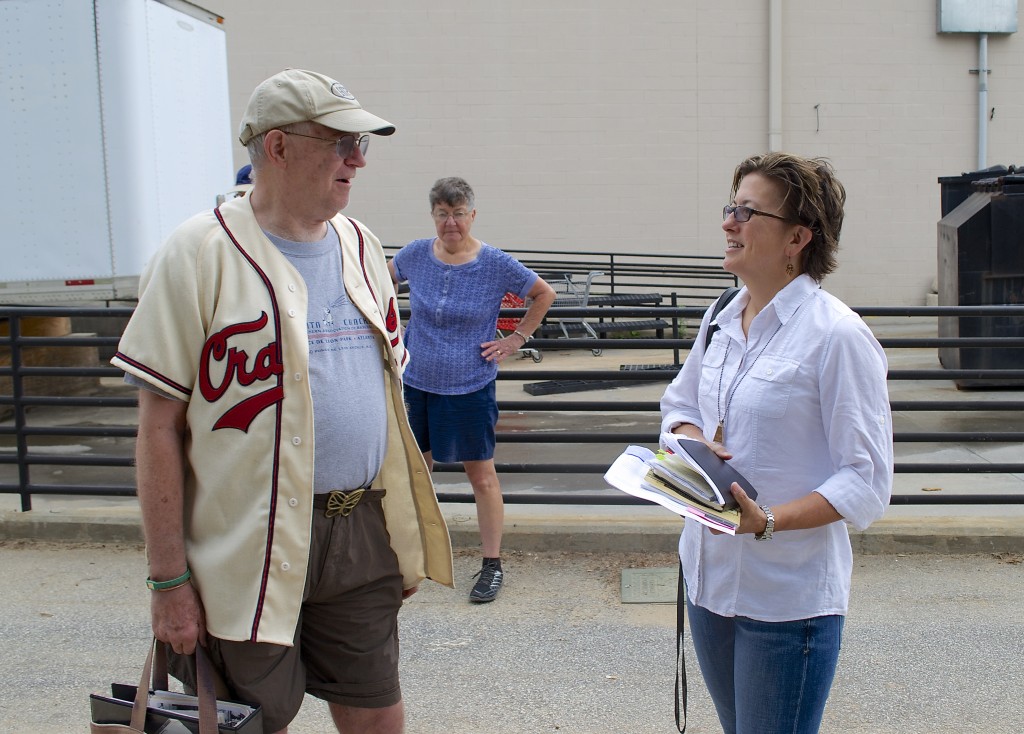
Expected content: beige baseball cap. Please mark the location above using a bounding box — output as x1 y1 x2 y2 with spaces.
238 69 395 145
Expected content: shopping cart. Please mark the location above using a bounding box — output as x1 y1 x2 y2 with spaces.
549 270 604 356
496 292 543 362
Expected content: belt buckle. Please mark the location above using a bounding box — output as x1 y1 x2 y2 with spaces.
325 489 364 518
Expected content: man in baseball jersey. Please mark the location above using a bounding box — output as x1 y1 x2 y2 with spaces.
112 69 454 734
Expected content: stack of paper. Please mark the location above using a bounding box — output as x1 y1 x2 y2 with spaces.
603 434 758 535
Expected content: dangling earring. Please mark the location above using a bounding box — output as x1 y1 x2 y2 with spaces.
786 260 794 276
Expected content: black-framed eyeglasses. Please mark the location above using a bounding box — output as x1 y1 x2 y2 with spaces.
723 204 792 223
281 130 370 158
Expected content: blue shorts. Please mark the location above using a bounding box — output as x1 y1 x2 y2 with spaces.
404 382 498 463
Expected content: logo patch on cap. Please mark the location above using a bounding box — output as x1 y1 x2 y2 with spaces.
330 83 355 100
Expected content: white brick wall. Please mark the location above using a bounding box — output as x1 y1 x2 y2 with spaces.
214 0 1024 305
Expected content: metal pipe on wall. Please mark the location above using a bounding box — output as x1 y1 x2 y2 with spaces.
977 32 989 169
768 0 783 151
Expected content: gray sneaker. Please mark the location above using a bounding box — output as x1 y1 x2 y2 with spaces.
469 563 504 603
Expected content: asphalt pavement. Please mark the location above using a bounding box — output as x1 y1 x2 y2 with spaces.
1 542 1021 734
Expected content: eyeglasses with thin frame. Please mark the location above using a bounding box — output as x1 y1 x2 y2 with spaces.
281 130 370 158
431 210 471 222
723 204 793 224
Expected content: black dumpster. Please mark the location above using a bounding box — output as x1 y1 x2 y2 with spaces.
937 169 1024 387
937 165 1015 217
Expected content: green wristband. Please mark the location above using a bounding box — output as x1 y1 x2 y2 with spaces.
146 568 192 591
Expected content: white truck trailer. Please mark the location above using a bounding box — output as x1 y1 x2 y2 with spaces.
0 0 233 303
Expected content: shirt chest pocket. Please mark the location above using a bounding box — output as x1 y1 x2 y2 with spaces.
698 339 728 397
737 355 801 418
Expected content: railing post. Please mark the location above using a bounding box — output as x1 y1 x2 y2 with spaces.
670 291 680 366
10 316 31 511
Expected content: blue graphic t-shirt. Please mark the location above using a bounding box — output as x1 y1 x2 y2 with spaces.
391 238 537 395
267 228 387 492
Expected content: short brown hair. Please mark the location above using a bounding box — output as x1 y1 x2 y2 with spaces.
731 152 846 282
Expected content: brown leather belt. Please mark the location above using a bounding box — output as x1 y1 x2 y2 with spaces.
312 489 387 518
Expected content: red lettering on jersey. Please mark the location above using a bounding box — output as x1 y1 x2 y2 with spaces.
212 386 284 432
199 313 284 432
385 298 398 333
386 298 401 346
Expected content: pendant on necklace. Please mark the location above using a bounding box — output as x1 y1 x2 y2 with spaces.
713 423 724 444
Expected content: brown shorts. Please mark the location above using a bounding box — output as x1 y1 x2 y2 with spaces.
170 494 404 732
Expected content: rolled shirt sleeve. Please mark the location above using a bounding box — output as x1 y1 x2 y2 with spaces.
812 315 893 531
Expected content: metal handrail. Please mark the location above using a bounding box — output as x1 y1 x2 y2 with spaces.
3 304 1024 511
382 246 732 297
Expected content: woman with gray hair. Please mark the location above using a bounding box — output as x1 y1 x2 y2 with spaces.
389 177 555 603
660 153 893 733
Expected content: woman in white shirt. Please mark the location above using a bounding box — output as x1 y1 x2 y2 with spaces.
661 152 893 734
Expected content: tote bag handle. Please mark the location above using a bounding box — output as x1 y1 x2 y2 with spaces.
91 638 219 734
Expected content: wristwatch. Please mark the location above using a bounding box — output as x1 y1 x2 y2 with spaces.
755 505 774 541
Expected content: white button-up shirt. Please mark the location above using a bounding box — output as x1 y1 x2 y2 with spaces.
661 275 893 621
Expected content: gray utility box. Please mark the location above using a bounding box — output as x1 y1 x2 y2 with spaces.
937 170 1024 387
937 0 1018 34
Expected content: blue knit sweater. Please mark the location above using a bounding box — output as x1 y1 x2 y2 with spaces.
391 238 538 394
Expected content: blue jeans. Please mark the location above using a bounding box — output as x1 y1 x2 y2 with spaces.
686 600 844 734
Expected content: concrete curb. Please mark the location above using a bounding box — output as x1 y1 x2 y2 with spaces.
0 512 145 545
849 515 1024 555
4 506 1023 555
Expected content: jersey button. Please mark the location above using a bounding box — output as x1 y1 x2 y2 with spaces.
292 436 301 445
280 562 291 571
288 497 298 507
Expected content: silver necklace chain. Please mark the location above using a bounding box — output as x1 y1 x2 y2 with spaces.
715 319 786 432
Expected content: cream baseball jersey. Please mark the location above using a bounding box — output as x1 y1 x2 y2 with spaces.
113 195 453 645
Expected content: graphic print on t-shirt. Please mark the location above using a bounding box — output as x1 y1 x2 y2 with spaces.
308 294 377 355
